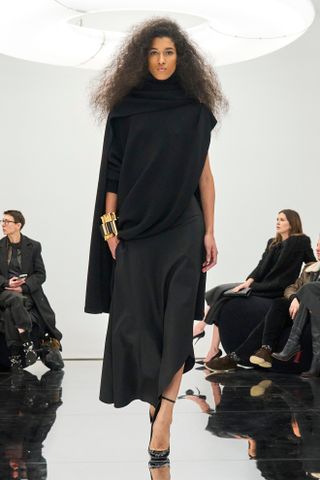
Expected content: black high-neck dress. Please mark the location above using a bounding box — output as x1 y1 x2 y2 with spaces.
86 73 217 408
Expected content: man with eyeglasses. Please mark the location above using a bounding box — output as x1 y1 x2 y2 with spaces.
0 210 63 371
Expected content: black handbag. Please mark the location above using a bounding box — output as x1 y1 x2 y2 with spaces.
223 287 252 298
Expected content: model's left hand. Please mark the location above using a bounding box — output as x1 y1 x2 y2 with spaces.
202 233 218 272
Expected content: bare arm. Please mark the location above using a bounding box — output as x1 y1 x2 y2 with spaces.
105 191 118 213
199 154 218 271
105 192 120 259
199 154 215 234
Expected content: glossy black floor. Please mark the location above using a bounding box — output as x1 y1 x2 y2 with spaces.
0 360 320 479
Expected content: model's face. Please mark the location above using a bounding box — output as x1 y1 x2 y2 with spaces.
148 36 177 80
1 214 21 236
276 212 291 238
316 240 320 260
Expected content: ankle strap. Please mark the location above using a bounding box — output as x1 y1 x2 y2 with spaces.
161 395 175 404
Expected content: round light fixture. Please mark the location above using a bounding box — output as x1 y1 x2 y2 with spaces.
0 0 315 68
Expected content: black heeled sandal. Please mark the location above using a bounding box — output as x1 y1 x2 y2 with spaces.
148 457 170 473
148 395 175 460
193 331 205 344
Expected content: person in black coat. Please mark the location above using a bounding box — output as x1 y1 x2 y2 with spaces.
193 210 315 367
0 210 63 371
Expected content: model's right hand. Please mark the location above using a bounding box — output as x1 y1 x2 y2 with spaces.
107 236 120 260
289 298 300 320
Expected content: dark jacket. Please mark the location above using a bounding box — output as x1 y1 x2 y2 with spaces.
247 235 315 297
0 235 62 340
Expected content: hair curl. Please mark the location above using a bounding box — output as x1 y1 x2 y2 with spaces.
91 17 228 120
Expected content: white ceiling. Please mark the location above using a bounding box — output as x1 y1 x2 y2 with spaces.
0 0 315 68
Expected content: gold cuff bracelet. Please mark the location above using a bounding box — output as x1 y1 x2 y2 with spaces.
100 212 118 241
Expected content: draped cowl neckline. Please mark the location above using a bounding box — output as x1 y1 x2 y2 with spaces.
138 71 182 90
110 71 198 119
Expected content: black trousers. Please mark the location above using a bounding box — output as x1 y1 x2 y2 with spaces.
236 298 293 363
0 291 32 347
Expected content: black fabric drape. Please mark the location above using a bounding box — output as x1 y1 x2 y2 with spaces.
85 73 217 317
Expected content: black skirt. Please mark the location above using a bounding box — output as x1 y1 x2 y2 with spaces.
99 195 204 408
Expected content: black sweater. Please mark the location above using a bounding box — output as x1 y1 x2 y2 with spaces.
247 235 315 297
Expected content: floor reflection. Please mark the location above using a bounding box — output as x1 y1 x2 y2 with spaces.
1 361 320 479
149 461 171 480
181 367 320 479
0 370 63 479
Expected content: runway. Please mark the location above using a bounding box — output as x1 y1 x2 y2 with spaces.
1 359 319 479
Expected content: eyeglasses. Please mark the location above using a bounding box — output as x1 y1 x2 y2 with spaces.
1 220 17 225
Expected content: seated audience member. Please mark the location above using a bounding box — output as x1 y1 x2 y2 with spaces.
206 238 320 372
0 210 63 371
272 250 320 377
192 210 315 366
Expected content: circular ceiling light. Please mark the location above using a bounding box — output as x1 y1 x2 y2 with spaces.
0 0 315 69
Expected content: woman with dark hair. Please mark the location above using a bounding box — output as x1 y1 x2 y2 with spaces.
85 17 227 460
192 209 315 369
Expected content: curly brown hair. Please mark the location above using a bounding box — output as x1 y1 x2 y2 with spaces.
91 17 228 120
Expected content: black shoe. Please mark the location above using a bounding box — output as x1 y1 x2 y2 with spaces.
205 354 237 372
272 345 301 362
148 395 175 460
40 337 64 370
22 341 38 367
193 331 205 344
40 348 64 370
301 314 320 378
272 307 307 362
250 347 273 368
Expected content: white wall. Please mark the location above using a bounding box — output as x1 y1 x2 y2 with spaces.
0 7 319 358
